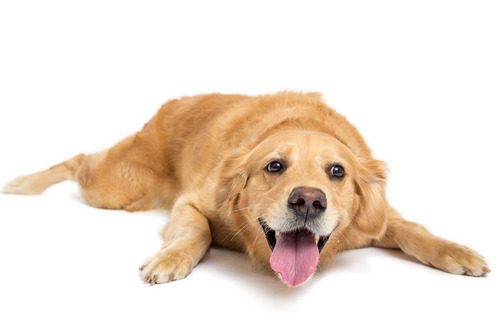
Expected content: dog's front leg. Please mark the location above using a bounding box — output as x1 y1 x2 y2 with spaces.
373 208 489 276
140 197 212 285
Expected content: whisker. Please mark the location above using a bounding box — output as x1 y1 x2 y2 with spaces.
228 223 251 242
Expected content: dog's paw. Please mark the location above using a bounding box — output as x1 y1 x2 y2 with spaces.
139 249 194 285
431 242 489 277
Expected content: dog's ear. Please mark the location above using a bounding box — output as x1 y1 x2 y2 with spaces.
216 153 250 217
352 159 388 238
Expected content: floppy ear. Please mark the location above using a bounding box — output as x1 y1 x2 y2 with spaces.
216 154 250 217
352 159 388 238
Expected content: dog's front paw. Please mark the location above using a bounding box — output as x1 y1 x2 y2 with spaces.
431 242 489 277
139 249 194 285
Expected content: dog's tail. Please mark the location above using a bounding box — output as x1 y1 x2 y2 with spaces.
3 154 86 195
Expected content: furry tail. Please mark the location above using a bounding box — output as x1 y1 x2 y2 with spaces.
3 154 86 195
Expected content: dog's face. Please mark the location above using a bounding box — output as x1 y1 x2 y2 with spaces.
228 130 387 287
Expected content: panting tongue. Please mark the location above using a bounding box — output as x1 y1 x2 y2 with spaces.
270 229 319 287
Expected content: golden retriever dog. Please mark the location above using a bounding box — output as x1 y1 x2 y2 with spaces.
4 92 489 286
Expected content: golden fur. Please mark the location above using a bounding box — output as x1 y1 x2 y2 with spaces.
4 92 489 285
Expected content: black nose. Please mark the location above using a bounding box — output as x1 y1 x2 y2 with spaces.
288 187 327 219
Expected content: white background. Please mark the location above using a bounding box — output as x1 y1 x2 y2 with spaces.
1 1 499 332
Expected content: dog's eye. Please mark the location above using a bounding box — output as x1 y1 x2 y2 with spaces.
329 164 345 178
266 160 284 173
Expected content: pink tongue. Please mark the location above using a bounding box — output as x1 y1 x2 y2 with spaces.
269 229 319 287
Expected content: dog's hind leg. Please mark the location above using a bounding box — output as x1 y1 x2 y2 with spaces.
4 132 172 212
139 196 212 284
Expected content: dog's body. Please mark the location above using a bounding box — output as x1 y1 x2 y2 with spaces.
4 92 489 286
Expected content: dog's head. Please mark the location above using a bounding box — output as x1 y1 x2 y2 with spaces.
220 129 387 287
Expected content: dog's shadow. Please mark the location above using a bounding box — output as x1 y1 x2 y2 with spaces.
199 246 424 299
199 248 313 299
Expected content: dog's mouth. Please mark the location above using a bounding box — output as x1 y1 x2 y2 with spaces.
258 218 331 287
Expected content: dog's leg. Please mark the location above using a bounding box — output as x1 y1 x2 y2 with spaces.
140 197 212 285
4 132 171 211
373 209 489 276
